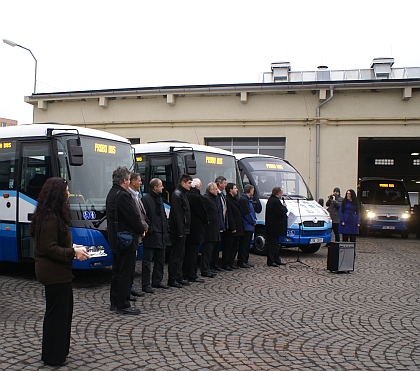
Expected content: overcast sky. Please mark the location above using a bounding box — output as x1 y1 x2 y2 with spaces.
1 0 419 125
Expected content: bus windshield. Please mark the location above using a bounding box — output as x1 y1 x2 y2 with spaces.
189 151 240 192
243 158 311 199
359 180 410 206
59 136 133 210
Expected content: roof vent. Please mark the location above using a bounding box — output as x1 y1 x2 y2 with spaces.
371 57 394 79
271 62 291 82
316 65 330 81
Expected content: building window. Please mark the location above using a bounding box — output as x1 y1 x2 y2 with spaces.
1 122 7 127
205 137 286 158
413 159 420 166
128 138 140 145
375 159 394 165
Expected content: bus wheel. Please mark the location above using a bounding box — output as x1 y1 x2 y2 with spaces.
299 244 321 254
401 231 409 239
253 227 267 255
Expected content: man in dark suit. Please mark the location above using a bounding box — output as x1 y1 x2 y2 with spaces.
106 166 145 315
184 178 207 283
265 186 288 267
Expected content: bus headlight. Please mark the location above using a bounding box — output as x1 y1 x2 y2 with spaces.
401 212 410 219
367 211 376 219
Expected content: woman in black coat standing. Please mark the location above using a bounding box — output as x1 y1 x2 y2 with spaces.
265 186 288 267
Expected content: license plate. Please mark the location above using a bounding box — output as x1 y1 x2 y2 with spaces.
382 226 395 230
310 238 323 244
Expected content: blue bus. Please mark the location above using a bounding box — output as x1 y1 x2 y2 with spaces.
0 123 134 269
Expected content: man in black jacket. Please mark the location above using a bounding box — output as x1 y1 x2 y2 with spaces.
106 166 145 315
141 178 169 292
265 186 288 267
168 174 192 288
184 178 207 283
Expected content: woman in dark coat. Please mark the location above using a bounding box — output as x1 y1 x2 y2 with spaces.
339 189 360 242
222 183 244 270
30 178 89 366
265 186 288 267
201 182 220 277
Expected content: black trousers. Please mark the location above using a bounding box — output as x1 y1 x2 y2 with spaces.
332 223 340 242
266 235 281 264
183 241 200 279
110 250 136 310
168 234 187 283
238 230 253 265
342 234 357 242
211 232 224 269
222 235 240 268
142 246 165 288
42 282 73 365
201 241 216 275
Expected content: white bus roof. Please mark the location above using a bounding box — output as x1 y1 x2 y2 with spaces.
0 123 130 143
235 153 284 161
133 141 235 156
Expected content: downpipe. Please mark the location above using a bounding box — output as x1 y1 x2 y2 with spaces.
315 87 334 201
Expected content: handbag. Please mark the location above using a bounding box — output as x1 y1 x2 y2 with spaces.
114 190 133 251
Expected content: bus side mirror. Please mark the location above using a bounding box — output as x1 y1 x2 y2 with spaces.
318 198 324 206
252 195 262 214
67 139 84 166
184 154 196 175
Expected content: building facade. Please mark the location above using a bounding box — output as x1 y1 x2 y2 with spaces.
25 58 420 201
0 117 18 127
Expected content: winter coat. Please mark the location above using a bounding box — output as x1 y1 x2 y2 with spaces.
203 191 220 242
326 195 344 223
129 188 149 243
239 193 257 232
106 185 145 254
142 190 169 249
339 200 360 235
216 191 228 231
226 193 245 237
168 185 191 236
265 195 288 237
186 188 208 244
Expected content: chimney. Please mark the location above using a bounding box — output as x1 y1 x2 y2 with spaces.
371 57 394 79
271 62 291 82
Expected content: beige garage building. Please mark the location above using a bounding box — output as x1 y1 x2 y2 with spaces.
25 58 420 201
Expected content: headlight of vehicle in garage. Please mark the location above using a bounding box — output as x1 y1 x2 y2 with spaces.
367 211 376 219
401 212 410 219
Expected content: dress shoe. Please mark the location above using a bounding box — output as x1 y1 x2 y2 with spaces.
223 266 233 271
238 263 251 268
177 280 191 286
210 270 218 274
230 265 240 269
110 305 117 312
129 295 137 301
246 263 254 267
142 286 155 294
267 262 279 267
275 261 287 266
214 266 224 271
152 283 169 289
168 281 183 288
201 272 216 278
131 289 145 297
116 307 140 315
188 277 205 283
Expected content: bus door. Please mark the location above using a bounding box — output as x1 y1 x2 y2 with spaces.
145 155 177 205
0 139 18 262
17 141 53 261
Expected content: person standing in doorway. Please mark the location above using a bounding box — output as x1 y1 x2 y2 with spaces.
265 186 288 267
339 189 360 242
30 177 90 366
141 178 169 291
326 187 343 242
184 178 207 283
168 174 192 288
238 184 257 268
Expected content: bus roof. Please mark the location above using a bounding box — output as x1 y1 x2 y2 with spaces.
0 123 130 143
235 153 284 160
133 141 235 156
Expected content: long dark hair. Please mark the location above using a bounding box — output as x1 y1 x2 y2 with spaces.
341 189 360 213
29 177 70 239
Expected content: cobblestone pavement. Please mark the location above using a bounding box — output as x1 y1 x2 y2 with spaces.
1 236 419 371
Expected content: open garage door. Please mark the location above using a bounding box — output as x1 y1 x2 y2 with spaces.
358 137 420 196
